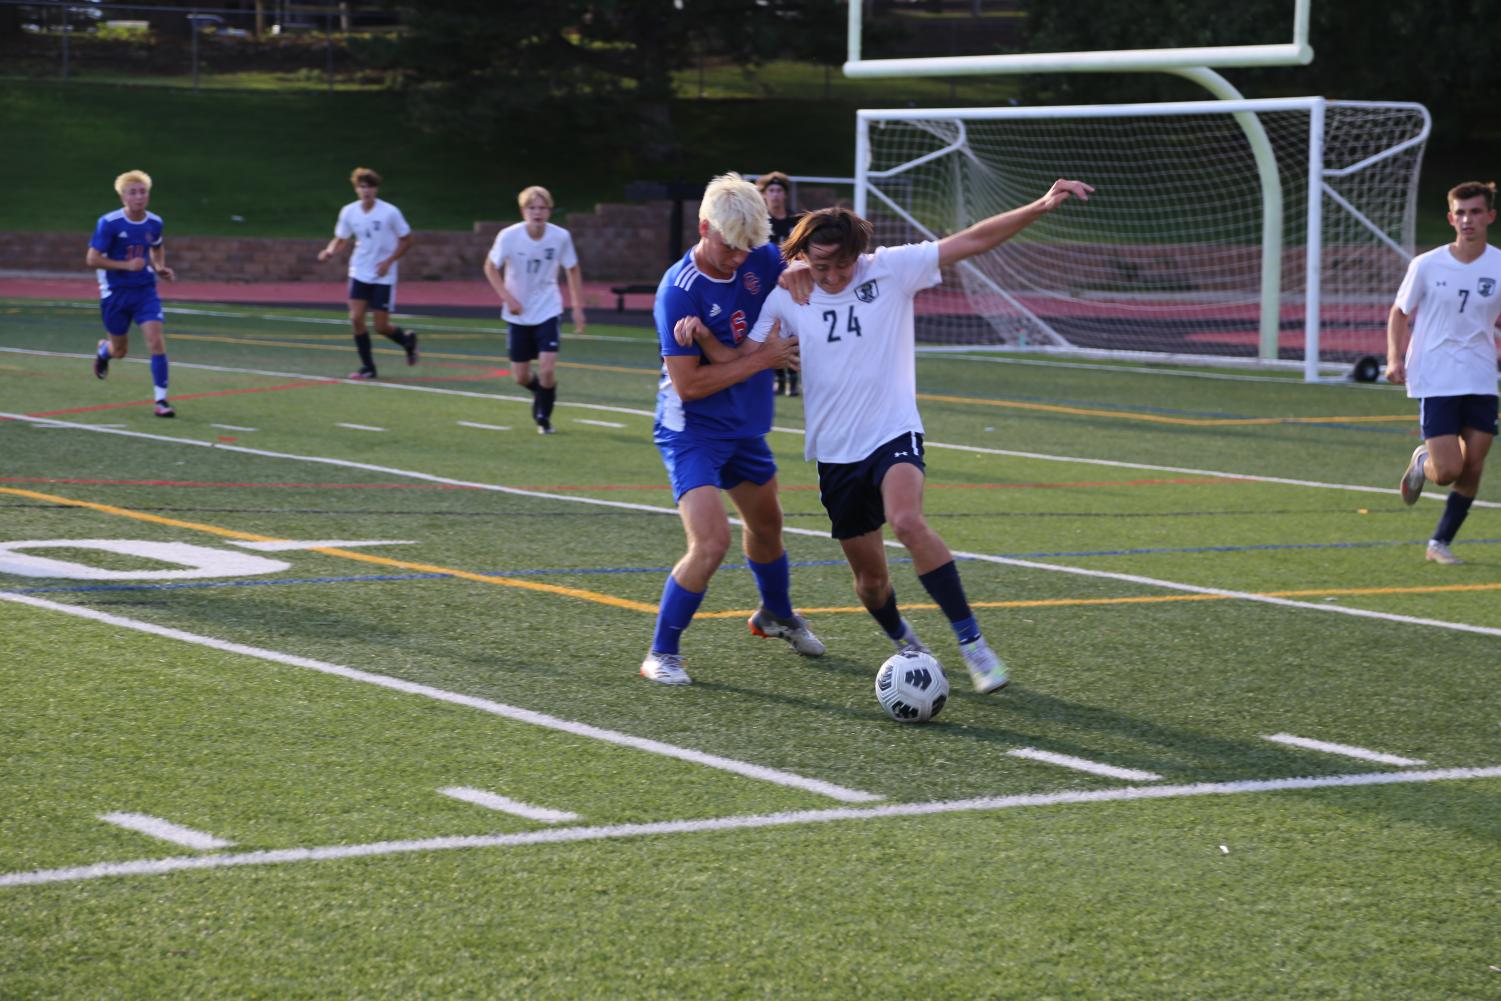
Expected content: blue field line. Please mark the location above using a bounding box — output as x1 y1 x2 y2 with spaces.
1008 536 1501 560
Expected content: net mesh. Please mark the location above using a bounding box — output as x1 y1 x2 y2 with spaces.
861 103 1428 364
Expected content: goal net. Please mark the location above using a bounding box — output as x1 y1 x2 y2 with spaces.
856 98 1430 377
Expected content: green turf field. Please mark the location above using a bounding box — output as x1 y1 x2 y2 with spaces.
1 297 1498 999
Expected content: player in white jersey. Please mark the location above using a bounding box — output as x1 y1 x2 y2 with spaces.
689 180 1093 694
1388 180 1501 565
318 167 419 380
483 185 586 434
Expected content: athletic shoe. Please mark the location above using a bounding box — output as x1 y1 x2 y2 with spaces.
959 636 1009 693
153 400 176 418
748 608 826 656
893 619 932 655
537 418 554 435
404 330 419 366
1399 445 1427 505
1426 540 1463 565
640 651 692 685
93 341 109 380
348 367 377 380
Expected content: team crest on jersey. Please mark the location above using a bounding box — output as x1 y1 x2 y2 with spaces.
1479 277 1496 297
855 280 879 303
742 272 761 295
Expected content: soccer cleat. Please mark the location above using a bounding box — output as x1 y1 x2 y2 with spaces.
404 330 419 366
348 367 377 380
1426 540 1463 565
93 342 109 379
153 400 176 418
893 619 932 655
640 651 692 685
748 608 826 656
1399 445 1427 505
959 636 1009 693
537 418 554 435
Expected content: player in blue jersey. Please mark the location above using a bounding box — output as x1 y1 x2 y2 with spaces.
640 173 823 685
85 170 178 417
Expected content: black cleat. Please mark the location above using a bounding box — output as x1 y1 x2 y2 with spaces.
404 330 419 366
93 342 109 380
154 400 176 418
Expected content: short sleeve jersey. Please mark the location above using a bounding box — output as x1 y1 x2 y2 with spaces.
750 241 941 463
90 209 163 294
653 243 785 438
487 222 579 325
334 199 412 286
1393 244 1501 398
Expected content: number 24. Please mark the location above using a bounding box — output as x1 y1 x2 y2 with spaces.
822 306 862 342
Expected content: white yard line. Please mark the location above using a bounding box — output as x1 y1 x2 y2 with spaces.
4 409 1498 639
457 421 511 431
0 592 880 805
210 424 258 432
576 419 626 428
1263 733 1427 766
7 765 1496 888
229 540 416 552
438 787 580 824
97 812 234 850
335 423 385 432
1006 748 1162 781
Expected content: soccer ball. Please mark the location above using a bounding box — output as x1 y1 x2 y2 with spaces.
874 649 949 724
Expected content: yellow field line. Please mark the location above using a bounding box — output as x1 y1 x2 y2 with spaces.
0 486 657 613
916 392 1409 427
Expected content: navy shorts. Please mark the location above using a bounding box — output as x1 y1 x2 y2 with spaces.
653 427 778 503
816 431 927 540
1419 394 1500 439
347 278 395 312
507 316 561 363
99 285 163 336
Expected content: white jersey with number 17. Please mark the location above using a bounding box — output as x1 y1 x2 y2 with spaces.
749 241 941 463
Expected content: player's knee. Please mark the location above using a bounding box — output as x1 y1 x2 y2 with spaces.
886 509 930 546
853 571 889 604
689 534 731 569
110 342 128 359
1431 457 1463 484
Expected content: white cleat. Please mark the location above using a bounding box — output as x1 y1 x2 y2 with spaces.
1399 445 1428 506
893 619 932 655
748 608 826 656
959 636 1010 693
640 651 692 685
1425 540 1463 565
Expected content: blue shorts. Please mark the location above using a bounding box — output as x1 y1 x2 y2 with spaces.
1419 394 1500 439
347 279 395 312
654 427 778 502
507 316 561 363
99 285 164 337
816 431 927 540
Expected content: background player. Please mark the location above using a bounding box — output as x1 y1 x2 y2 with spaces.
482 185 586 434
1388 180 1501 564
318 167 418 380
757 170 803 397
86 169 178 418
692 181 1093 694
641 173 820 686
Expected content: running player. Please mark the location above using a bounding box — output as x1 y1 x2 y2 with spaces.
483 185 586 434
640 173 822 685
318 167 418 379
86 169 178 417
690 180 1093 693
1388 180 1501 564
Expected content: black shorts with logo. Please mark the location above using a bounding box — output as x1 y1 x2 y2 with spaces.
816 431 926 540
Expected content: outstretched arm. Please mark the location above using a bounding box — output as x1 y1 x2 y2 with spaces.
937 179 1093 269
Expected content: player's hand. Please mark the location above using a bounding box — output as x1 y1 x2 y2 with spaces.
1040 179 1094 212
673 315 709 348
506 295 524 315
572 307 586 335
376 260 392 277
317 249 332 263
157 265 176 281
779 261 814 304
760 323 799 370
1384 357 1406 385
124 257 147 273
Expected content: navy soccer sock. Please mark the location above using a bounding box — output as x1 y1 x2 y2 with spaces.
869 590 905 641
353 332 375 370
1432 491 1475 544
917 560 980 644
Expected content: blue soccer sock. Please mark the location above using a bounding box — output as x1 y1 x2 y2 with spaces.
917 560 980 644
97 340 112 360
747 552 794 620
869 589 905 641
1432 491 1474 544
651 575 706 655
149 353 169 401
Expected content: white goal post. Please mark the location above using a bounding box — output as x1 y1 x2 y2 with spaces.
855 98 1431 380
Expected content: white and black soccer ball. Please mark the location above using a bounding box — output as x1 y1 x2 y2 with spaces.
874 649 949 724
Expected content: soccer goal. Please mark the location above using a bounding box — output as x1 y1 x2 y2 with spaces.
855 98 1430 380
